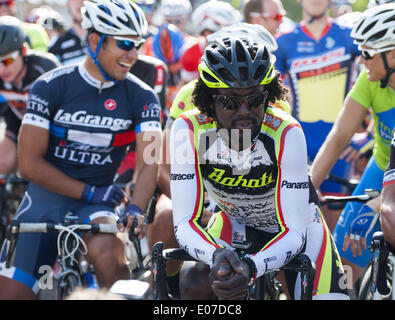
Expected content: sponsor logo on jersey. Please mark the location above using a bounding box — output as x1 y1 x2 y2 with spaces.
170 173 196 180
53 109 132 131
281 180 309 189
262 113 283 131
291 48 345 69
141 103 161 119
178 101 185 110
208 168 273 188
195 113 211 125
104 99 117 111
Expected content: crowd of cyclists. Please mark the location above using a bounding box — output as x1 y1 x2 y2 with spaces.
0 0 393 300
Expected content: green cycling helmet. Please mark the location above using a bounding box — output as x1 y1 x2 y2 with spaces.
198 35 276 89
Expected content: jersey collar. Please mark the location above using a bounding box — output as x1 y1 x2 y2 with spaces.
78 63 116 90
300 18 333 40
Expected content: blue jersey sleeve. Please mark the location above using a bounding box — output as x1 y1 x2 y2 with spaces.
21 69 65 130
127 75 162 134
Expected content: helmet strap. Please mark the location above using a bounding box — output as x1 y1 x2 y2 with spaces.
380 52 395 89
86 33 117 83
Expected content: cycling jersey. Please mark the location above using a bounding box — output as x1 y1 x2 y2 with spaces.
348 69 395 171
0 51 60 141
24 23 50 53
170 107 347 298
0 62 162 291
383 134 395 186
274 20 359 193
49 29 87 65
166 79 291 129
333 70 395 268
116 55 168 181
130 54 167 112
22 62 162 186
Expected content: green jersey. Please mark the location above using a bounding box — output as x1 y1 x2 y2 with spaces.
348 68 395 171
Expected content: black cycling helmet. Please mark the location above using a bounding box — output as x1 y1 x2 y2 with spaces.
0 16 26 56
198 36 276 89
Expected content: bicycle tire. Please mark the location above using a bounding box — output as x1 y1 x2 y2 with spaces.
358 262 392 300
56 274 80 300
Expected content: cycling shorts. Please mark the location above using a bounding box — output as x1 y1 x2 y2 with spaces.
333 156 383 268
206 206 349 300
0 182 119 294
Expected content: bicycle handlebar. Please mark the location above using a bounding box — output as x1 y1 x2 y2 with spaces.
321 189 380 205
9 222 119 234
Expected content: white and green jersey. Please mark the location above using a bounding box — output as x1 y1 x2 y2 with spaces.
348 68 395 171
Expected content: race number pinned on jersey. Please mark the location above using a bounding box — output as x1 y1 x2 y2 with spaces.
104 99 117 111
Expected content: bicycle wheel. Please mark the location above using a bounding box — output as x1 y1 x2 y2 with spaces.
56 274 80 300
359 261 392 300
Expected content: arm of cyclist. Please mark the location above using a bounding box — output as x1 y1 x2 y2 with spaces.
171 119 308 289
18 124 126 206
244 125 309 277
117 129 161 236
19 78 127 211
339 130 375 163
310 97 369 190
380 137 395 248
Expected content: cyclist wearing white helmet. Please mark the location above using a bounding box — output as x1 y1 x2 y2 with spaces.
368 0 394 8
310 3 395 287
157 0 192 32
0 0 162 299
181 0 242 83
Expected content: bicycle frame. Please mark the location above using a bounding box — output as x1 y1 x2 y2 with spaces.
151 241 315 300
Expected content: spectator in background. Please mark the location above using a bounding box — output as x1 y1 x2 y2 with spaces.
157 0 192 34
150 23 185 110
26 6 67 47
274 0 360 231
49 0 87 65
330 0 353 18
243 0 294 35
180 0 242 83
0 16 60 175
0 0 49 52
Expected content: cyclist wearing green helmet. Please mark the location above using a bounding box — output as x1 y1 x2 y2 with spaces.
169 35 349 300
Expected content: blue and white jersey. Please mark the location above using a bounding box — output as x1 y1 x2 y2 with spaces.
22 63 161 186
274 19 359 159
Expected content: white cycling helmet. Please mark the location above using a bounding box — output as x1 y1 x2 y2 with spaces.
81 0 148 37
351 3 395 50
336 11 363 28
159 0 192 18
368 0 394 8
206 22 278 53
191 0 242 35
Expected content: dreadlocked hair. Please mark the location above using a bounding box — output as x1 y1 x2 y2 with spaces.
192 70 288 120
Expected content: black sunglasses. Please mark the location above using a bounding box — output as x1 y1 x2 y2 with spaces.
108 36 145 51
213 92 268 110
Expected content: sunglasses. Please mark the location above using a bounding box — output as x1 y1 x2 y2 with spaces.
359 46 392 60
249 12 284 22
166 18 185 25
213 92 268 110
0 50 19 67
0 1 13 7
109 36 145 51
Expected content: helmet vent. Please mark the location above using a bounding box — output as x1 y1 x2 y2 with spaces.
0 30 6 44
363 21 378 35
218 67 233 82
368 29 387 42
202 70 218 83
